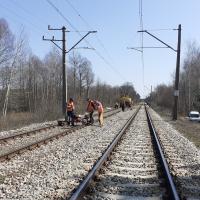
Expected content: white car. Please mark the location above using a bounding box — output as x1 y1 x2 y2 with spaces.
189 111 200 122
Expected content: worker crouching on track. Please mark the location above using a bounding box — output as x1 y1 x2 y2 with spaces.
67 98 75 126
86 98 95 124
94 100 104 127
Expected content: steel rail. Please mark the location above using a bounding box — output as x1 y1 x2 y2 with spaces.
0 109 121 162
145 106 180 200
57 108 120 125
0 126 81 161
0 109 118 142
0 125 56 142
69 106 141 200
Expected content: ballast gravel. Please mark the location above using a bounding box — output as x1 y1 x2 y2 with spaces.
0 108 136 200
0 110 119 158
0 127 65 157
85 107 164 200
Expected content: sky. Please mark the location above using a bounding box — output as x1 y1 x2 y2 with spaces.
0 0 200 98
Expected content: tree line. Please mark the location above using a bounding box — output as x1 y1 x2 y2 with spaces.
0 18 140 129
146 41 200 116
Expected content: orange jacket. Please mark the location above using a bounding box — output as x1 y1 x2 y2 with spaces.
95 101 103 113
67 101 74 112
87 100 95 112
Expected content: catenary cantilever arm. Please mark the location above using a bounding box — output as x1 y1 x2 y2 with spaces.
138 30 177 52
67 31 97 53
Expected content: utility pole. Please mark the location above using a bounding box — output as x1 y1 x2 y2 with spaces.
62 26 67 120
129 24 181 120
43 25 68 120
43 26 97 121
172 24 181 120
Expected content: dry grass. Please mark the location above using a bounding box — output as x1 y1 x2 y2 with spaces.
0 112 35 131
170 117 200 149
0 111 61 132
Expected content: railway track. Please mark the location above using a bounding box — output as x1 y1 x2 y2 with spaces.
0 108 115 142
1 105 199 199
69 105 180 200
148 107 200 200
0 124 57 142
0 109 120 162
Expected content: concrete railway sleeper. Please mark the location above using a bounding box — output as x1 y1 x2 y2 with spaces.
69 105 180 200
0 109 120 162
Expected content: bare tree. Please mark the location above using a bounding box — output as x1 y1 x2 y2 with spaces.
69 53 94 99
0 17 142 130
0 18 14 66
84 61 94 98
69 52 80 99
44 47 62 108
77 58 87 97
179 41 200 113
0 19 15 114
146 41 200 115
2 28 25 117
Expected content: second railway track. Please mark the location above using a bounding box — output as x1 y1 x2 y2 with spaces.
0 109 120 161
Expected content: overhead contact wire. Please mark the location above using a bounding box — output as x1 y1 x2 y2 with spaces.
46 0 127 82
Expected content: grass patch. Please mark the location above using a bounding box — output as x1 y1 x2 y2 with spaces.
0 111 61 132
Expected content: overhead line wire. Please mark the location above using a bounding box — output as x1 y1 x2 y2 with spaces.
46 0 127 82
11 0 50 27
0 1 48 36
64 0 114 62
139 0 145 96
46 0 78 32
63 0 126 81
0 3 39 34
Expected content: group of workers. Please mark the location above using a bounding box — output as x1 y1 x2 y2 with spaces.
66 98 104 127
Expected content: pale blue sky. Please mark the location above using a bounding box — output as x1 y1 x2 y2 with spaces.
1 0 200 98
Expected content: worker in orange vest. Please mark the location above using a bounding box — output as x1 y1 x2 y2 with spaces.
67 98 75 126
86 98 95 124
94 100 104 126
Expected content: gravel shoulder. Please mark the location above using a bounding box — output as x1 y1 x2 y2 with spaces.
152 106 200 149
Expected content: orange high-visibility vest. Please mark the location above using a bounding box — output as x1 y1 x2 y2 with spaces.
87 100 95 112
96 101 103 113
67 101 74 111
